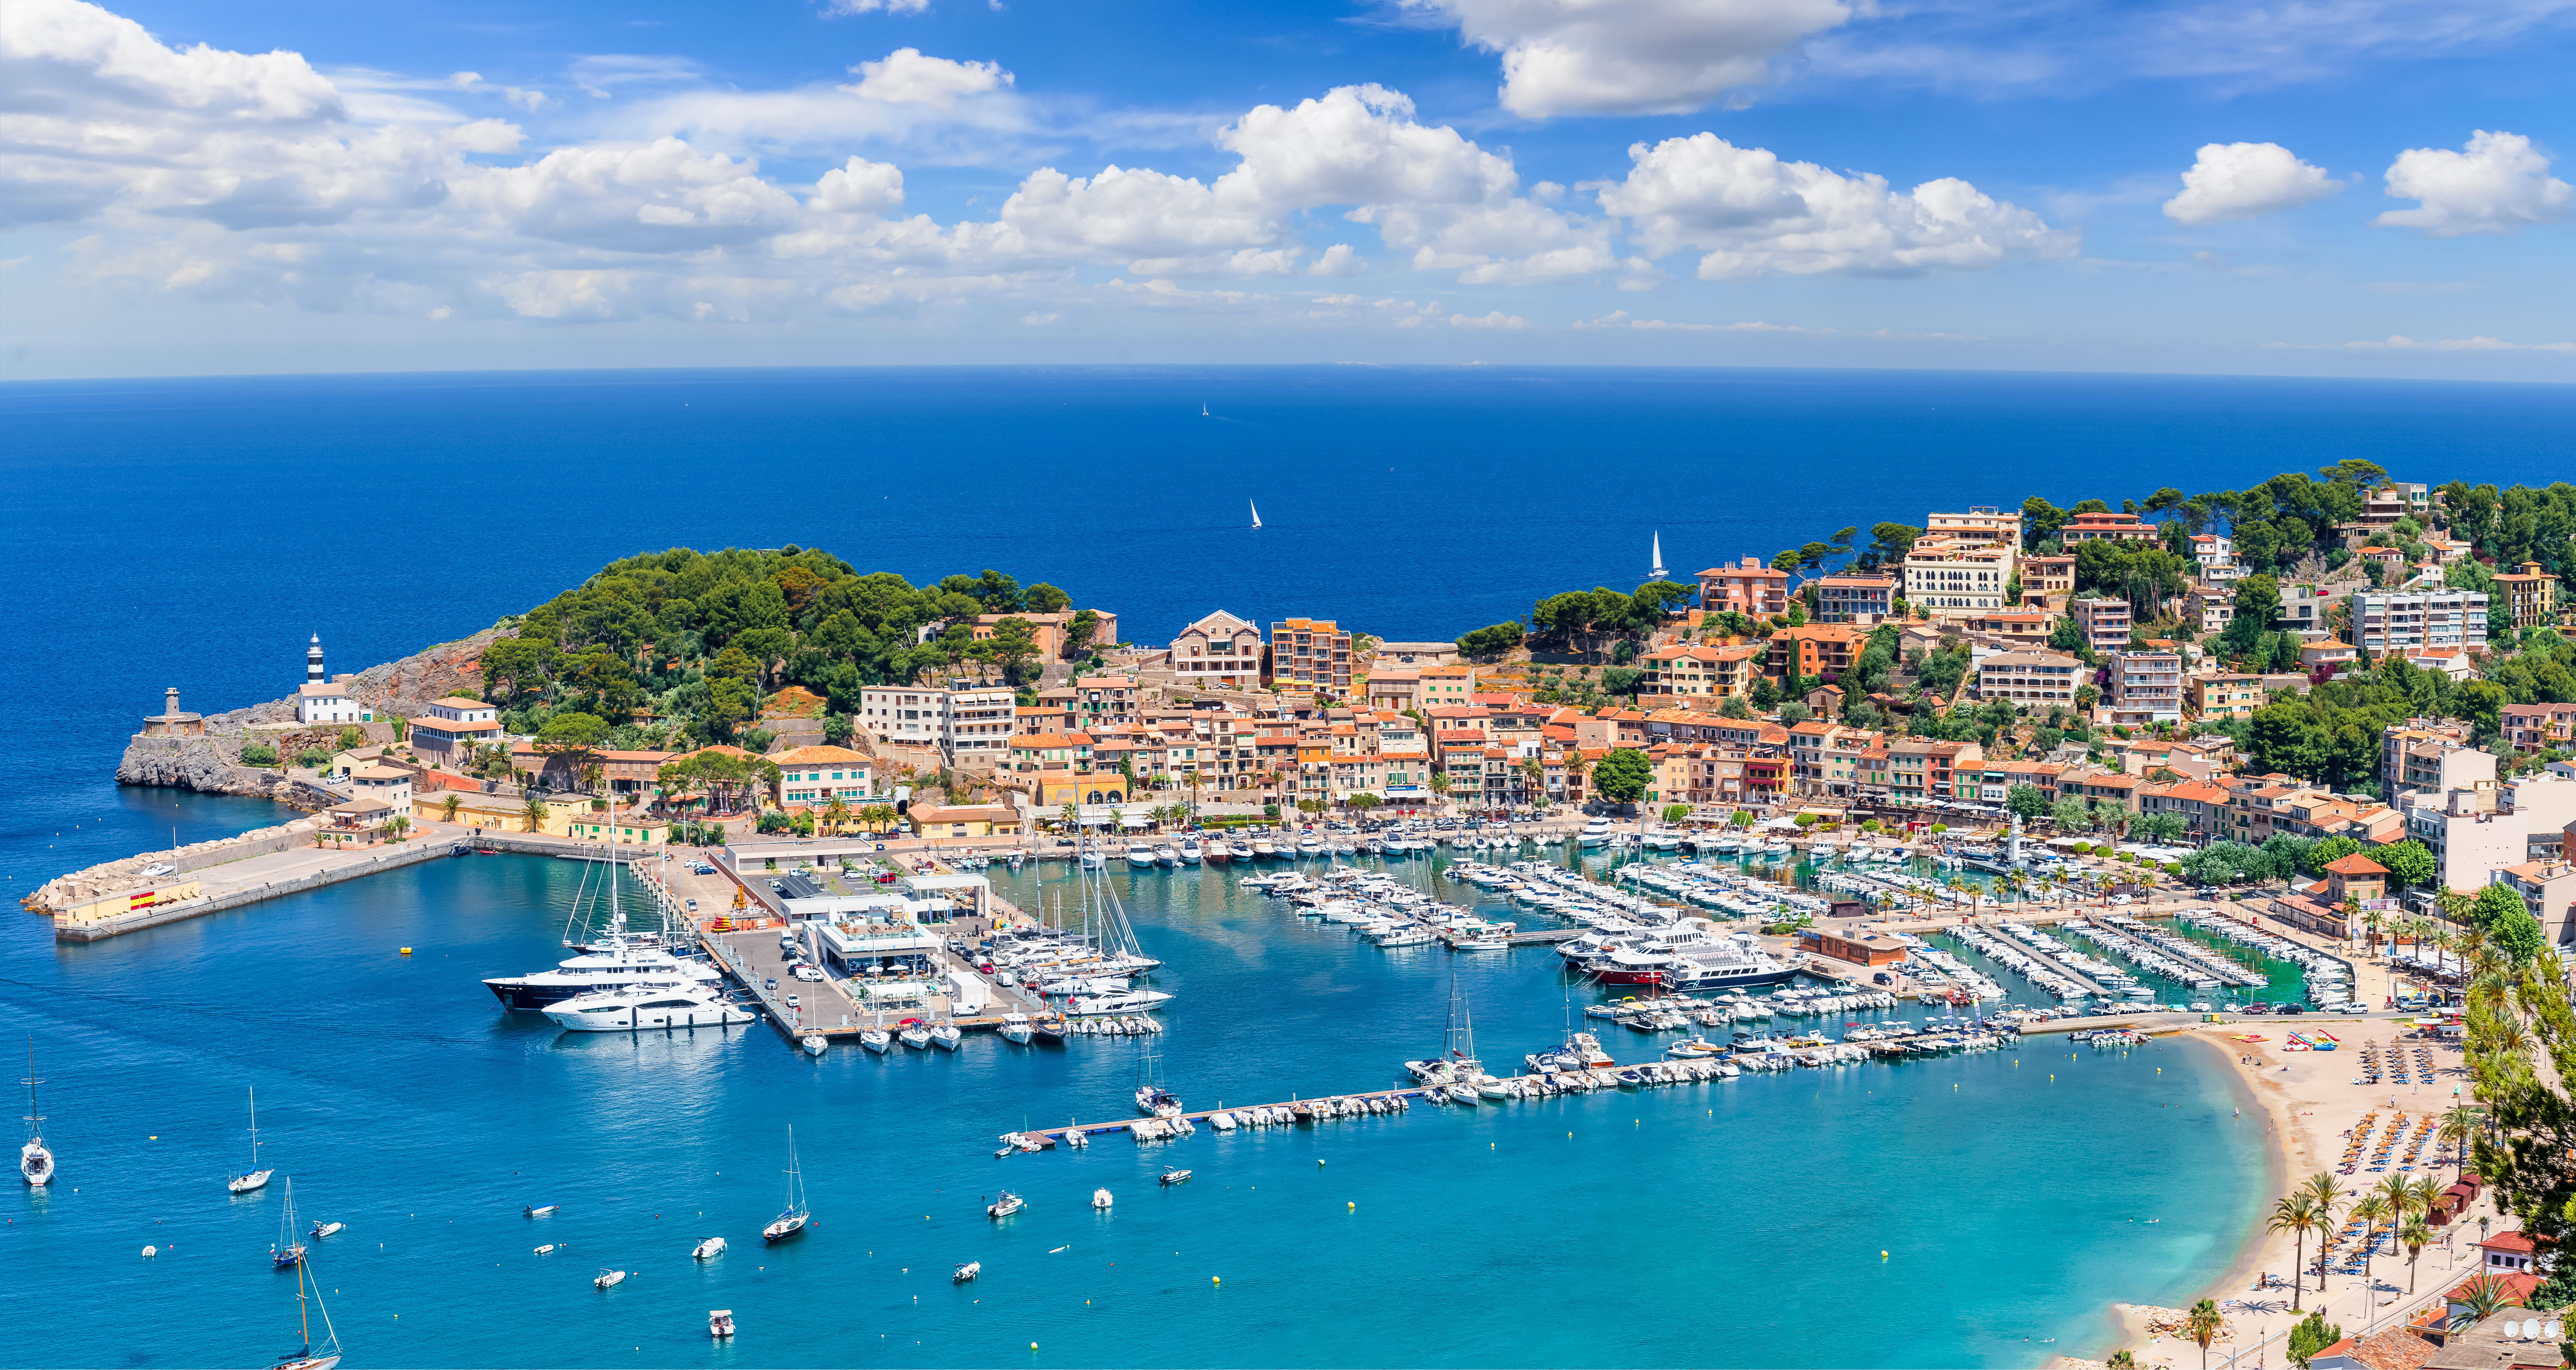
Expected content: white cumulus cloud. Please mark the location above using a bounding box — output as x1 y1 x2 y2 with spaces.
2373 130 2571 236
1403 0 1852 117
1597 132 2077 278
2161 142 2341 224
826 0 932 15
844 48 1009 107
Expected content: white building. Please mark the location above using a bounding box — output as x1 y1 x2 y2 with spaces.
2104 650 2183 728
1169 610 1264 689
408 696 501 761
772 746 877 808
2354 589 2490 655
856 682 1017 765
2406 773 2576 894
293 634 374 725
349 764 413 818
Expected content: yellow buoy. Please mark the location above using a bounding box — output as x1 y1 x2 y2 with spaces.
1881 1250 1889 1261
1348 1201 1355 1209
1212 1276 1220 1284
400 947 412 955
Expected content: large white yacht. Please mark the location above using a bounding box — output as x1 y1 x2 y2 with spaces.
485 947 724 1011
1577 817 1613 848
1124 843 1157 868
542 983 755 1031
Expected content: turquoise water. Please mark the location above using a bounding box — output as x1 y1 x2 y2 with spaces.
10 843 2268 1366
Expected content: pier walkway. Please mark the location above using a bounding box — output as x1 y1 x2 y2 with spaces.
1978 925 2114 999
1010 1086 1437 1142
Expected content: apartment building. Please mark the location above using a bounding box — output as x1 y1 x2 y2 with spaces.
2276 583 2346 638
1640 643 1760 699
1418 664 1477 710
2060 511 2159 545
1169 610 1263 689
856 681 1016 763
1266 618 1355 696
2102 650 2183 728
2404 774 2576 894
1767 625 1868 682
2381 720 2472 782
2353 589 2491 655
2503 704 2576 755
2495 859 2576 946
1787 721 1878 799
2140 778 2232 840
2494 561 2559 631
1974 650 2085 706
1924 508 2023 547
1962 609 2051 646
1072 675 1139 730
2188 588 2235 635
1901 539 2015 617
2393 735 2497 800
1697 557 1791 617
2189 674 2265 721
1813 575 1897 624
2069 596 2132 654
774 745 877 808
2021 554 2074 604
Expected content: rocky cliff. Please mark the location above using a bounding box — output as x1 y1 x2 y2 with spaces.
117 627 503 797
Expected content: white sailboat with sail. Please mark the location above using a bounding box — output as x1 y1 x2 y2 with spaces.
20 1036 50 1188
270 1192 345 1370
761 1126 809 1243
1650 531 1667 581
229 1086 272 1194
1249 499 1262 530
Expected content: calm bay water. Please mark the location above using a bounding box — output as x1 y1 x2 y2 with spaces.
7 848 2267 1367
5 365 2560 1364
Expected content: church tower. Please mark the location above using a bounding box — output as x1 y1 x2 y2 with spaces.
307 633 325 684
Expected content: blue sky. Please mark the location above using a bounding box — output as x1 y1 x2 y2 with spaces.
2 0 2570 378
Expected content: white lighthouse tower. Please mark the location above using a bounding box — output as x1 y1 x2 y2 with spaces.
306 634 325 684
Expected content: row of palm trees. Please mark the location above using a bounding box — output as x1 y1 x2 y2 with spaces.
2265 1108 2485 1312
2361 905 2484 982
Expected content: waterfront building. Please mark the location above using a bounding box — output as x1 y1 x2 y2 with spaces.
566 814 671 846
2494 560 2559 630
1001 732 1119 807
1900 538 2014 618
1169 611 1263 690
1696 557 1790 617
2102 650 2183 728
2354 589 2491 655
297 677 367 725
2069 596 2132 654
904 804 1022 840
1266 618 1354 697
774 745 877 808
349 764 413 818
1812 574 1896 624
140 686 204 738
2059 510 2158 545
2189 673 2264 720
2139 778 2231 840
2504 703 2576 755
409 696 502 764
1973 650 2084 706
1924 507 2023 548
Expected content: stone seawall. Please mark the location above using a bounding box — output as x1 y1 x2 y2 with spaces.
54 841 448 942
25 814 331 914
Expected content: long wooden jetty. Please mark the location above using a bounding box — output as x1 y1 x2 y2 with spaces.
1012 1086 1436 1142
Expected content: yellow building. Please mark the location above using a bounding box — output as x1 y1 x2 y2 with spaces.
429 790 596 836
2495 561 2559 631
2189 674 2266 720
568 816 671 846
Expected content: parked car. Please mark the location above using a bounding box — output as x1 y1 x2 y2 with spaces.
685 899 698 912
785 993 800 1009
794 965 823 982
142 863 175 878
764 977 779 990
779 932 798 952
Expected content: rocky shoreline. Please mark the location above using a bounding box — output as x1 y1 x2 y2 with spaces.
116 627 503 799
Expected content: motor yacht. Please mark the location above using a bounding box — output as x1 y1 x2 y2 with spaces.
1297 837 1325 857
1069 989 1174 1016
1249 838 1276 859
1124 843 1157 868
1228 838 1255 861
998 1014 1035 1045
543 982 754 1031
1578 818 1612 848
1178 840 1203 864
484 947 724 1011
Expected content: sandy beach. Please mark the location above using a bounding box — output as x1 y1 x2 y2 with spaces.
2066 1018 2495 1368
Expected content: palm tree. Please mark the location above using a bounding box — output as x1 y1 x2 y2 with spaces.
2183 1298 2223 1370
822 796 851 837
2268 1192 2326 1311
2439 1107 2485 1182
2350 1193 2391 1294
521 794 547 833
1060 802 1079 834
2401 1217 2432 1293
2454 1274 2522 1327
440 792 462 823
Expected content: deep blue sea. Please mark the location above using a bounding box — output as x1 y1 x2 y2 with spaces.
5 366 2569 1365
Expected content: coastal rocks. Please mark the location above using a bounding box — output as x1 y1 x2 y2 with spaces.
117 736 296 799
25 815 329 914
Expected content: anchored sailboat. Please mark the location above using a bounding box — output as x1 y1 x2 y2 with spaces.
1249 499 1262 530
229 1086 272 1194
761 1126 809 1243
1649 531 1667 581
273 1177 309 1268
271 1179 343 1370
20 1036 51 1188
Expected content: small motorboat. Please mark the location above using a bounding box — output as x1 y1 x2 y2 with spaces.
525 1204 560 1218
1159 1167 1192 1186
899 1025 933 1050
859 1030 891 1054
931 1024 962 1051
693 1237 726 1260
1092 1187 1113 1210
1064 1128 1088 1148
532 1244 557 1256
988 1191 1025 1219
595 1268 627 1289
709 1309 734 1339
801 1034 828 1057
953 1261 981 1283
998 1014 1034 1045
1032 1016 1067 1044
308 1221 344 1240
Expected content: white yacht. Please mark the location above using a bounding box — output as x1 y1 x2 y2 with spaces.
1249 838 1277 859
1297 836 1325 857
1124 843 1157 868
484 947 724 1011
544 983 755 1031
228 1086 271 1194
1068 989 1174 1015
1152 845 1179 867
1079 849 1106 869
20 1037 51 1189
998 1014 1035 1045
1177 840 1203 864
931 1023 962 1050
898 1025 932 1050
1578 818 1612 848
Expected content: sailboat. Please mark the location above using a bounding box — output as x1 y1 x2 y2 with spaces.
1132 1036 1182 1117
271 1192 344 1370
273 1177 309 1268
1650 531 1667 582
229 1086 272 1194
1201 402 1210 417
1249 499 1262 531
20 1036 51 1188
761 1126 809 1243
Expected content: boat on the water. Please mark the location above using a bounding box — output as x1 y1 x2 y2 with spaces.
694 1236 727 1259
525 1203 560 1218
270 1191 345 1370
899 1024 932 1050
952 1262 981 1283
229 1087 272 1194
802 1034 828 1056
542 982 752 1032
931 1023 963 1051
272 1178 309 1268
1092 1187 1113 1209
859 1029 892 1053
1159 1167 1191 1186
308 1220 344 1240
594 1268 627 1289
988 1191 1025 1219
1124 843 1157 868
761 1126 810 1243
21 1036 52 1189
997 1014 1034 1045
708 1309 735 1339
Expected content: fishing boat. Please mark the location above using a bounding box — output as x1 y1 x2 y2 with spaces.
228 1086 272 1194
270 1201 345 1370
20 1036 51 1189
761 1126 810 1243
1159 1167 1192 1186
952 1262 981 1283
802 1034 828 1056
1092 1187 1113 1210
708 1309 735 1339
998 1014 1034 1045
931 1023 963 1051
694 1236 727 1259
988 1190 1025 1219
308 1220 344 1240
272 1177 309 1268
594 1268 627 1289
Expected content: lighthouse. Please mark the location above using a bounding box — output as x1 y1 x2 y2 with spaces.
307 633 325 684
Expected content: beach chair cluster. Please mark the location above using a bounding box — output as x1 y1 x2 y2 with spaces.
2337 1110 2434 1180
2355 1039 2440 1087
